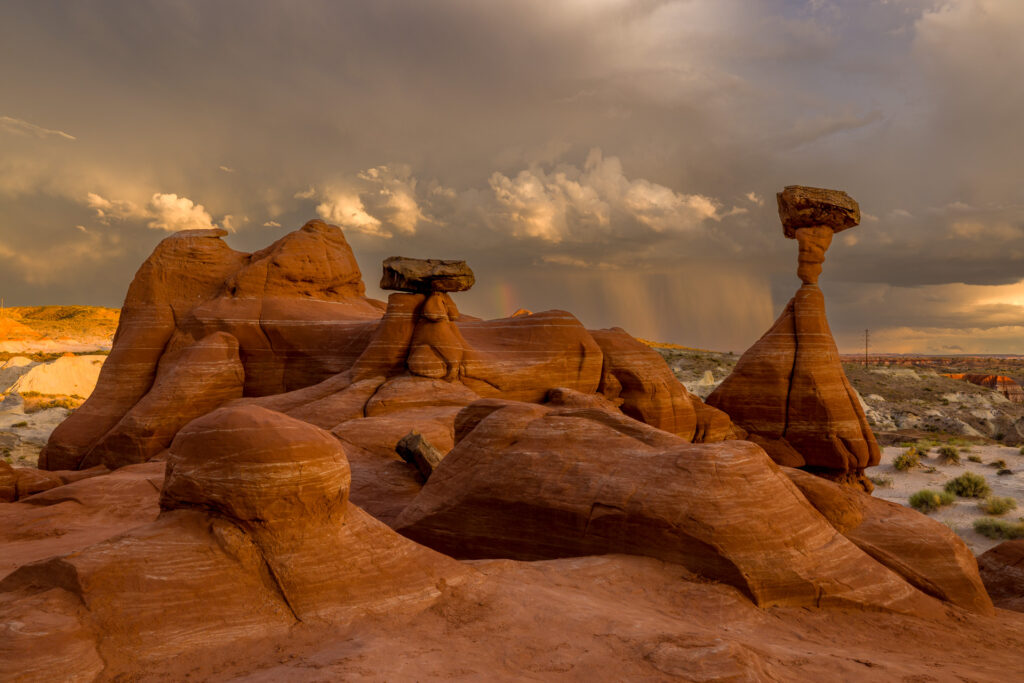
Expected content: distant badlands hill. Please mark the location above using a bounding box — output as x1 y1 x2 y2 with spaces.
0 306 118 353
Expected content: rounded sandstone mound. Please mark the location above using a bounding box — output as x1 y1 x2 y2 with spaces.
160 405 351 525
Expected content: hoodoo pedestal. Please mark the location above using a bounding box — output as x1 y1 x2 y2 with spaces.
707 186 880 491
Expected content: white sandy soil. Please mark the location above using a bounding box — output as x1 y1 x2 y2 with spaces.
869 444 1024 553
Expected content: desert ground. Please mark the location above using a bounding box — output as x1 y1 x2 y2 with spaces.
871 443 1024 553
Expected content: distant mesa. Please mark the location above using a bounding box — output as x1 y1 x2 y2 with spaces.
0 305 118 354
0 317 42 342
943 373 1024 404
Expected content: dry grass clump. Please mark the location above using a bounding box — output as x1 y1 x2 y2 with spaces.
974 497 1015 511
22 394 82 413
869 475 894 488
998 468 1014 476
944 472 991 498
936 445 960 464
909 489 956 513
968 455 983 463
979 496 1018 515
990 459 1008 469
893 448 921 472
973 518 1024 540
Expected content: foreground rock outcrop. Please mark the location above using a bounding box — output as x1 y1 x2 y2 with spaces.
1 406 465 678
978 540 1024 612
708 186 880 490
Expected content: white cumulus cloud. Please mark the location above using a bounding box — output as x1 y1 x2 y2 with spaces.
146 193 216 231
488 148 722 243
86 191 221 232
315 164 427 238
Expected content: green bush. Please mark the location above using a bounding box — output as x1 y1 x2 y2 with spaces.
968 455 983 463
944 472 991 498
973 518 1024 540
869 475 893 488
979 497 1018 515
936 445 960 464
893 448 921 472
909 489 957 513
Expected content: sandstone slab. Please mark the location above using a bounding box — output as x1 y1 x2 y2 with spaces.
380 256 475 293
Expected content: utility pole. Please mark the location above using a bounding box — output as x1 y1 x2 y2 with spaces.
864 329 870 367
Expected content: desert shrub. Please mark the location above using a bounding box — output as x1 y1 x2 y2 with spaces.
968 455 983 463
990 459 1008 469
979 496 1018 515
973 518 1024 540
1019 446 1024 455
909 489 957 513
869 475 893 488
893 448 921 472
936 445 960 464
944 472 991 498
11 421 27 428
998 468 1014 476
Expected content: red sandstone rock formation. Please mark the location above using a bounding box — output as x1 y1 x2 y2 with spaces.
80 331 245 469
784 468 992 614
40 221 384 471
42 235 725 474
707 186 880 489
0 461 107 502
977 540 1024 612
398 398 953 615
9 216 1022 679
1 406 465 678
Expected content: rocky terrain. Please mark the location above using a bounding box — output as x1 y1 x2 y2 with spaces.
0 310 112 467
663 352 1024 445
2 187 1024 680
0 306 117 354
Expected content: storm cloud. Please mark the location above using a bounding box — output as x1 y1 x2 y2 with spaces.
2 0 1023 353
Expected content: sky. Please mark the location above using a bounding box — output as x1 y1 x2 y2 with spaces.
2 0 1023 354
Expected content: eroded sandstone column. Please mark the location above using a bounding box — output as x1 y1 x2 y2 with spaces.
707 185 880 491
356 256 475 381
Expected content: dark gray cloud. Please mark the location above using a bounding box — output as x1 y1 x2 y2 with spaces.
2 0 1023 352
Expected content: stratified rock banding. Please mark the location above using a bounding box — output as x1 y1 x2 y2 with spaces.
707 186 880 490
41 232 735 473
944 373 1024 404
